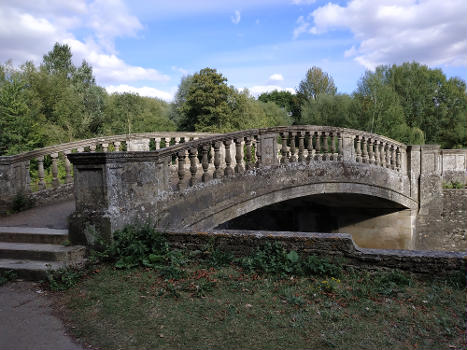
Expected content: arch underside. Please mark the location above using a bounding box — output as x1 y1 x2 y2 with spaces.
187 181 417 230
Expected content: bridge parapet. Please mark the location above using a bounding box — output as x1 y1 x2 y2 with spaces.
0 131 215 213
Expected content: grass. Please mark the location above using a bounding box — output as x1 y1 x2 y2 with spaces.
57 263 466 350
52 225 466 349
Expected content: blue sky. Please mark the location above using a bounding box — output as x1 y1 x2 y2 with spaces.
1 0 466 101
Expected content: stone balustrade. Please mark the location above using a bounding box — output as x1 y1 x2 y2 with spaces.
140 126 408 191
0 131 215 213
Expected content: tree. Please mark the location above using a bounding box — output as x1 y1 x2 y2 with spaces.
42 43 74 78
258 90 301 124
297 66 337 101
351 67 424 144
170 74 193 128
301 94 353 128
179 68 236 132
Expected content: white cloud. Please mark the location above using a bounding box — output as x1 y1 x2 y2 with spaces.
297 0 467 69
0 0 170 85
293 16 310 39
87 0 143 53
248 85 295 96
231 10 241 24
105 84 174 101
268 73 284 82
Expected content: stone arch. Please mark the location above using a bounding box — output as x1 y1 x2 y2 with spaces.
187 181 417 230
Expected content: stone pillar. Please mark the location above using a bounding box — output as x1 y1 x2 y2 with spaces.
341 132 354 162
67 152 169 245
127 138 150 151
258 133 278 166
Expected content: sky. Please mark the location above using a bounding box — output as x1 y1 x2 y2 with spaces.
0 0 466 101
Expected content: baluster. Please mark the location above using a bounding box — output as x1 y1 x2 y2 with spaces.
362 137 368 163
155 138 161 150
298 131 305 163
224 140 233 176
367 139 375 164
77 147 84 153
113 142 121 152
101 143 108 152
234 138 244 173
385 144 391 168
329 132 335 160
244 137 252 170
374 140 380 166
89 144 96 153
201 145 210 182
306 132 314 163
280 132 288 164
50 153 59 188
25 160 31 192
213 142 222 179
396 147 401 171
189 148 198 186
355 136 362 162
289 132 296 162
177 150 186 190
174 137 181 145
37 156 46 190
63 151 73 183
380 143 386 167
255 136 261 167
321 132 328 160
391 145 396 170
337 133 343 160
314 132 321 161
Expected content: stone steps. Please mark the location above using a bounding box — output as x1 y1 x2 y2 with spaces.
0 226 86 280
0 227 69 244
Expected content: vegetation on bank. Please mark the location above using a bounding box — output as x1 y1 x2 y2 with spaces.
48 225 466 350
1 43 466 157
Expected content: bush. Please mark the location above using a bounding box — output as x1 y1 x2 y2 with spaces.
47 266 84 291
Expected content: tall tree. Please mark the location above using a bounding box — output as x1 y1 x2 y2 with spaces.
179 68 234 132
297 66 337 101
258 90 301 124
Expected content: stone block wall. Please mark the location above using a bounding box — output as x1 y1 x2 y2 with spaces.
415 189 467 252
164 229 466 274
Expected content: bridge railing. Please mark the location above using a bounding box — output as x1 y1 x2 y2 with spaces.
149 126 407 190
0 131 215 212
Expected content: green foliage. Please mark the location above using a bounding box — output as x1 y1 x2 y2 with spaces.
97 225 187 278
0 43 174 155
443 181 465 189
0 270 17 286
10 192 34 213
238 242 341 278
47 266 84 291
176 68 291 132
258 90 301 124
297 66 337 101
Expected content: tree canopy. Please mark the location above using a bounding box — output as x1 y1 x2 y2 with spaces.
0 43 465 155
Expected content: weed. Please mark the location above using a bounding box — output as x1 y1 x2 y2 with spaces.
47 266 84 291
10 192 34 213
0 270 17 285
443 181 465 189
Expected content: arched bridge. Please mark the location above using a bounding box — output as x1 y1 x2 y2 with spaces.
54 125 465 250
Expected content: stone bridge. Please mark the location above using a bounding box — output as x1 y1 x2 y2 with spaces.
50 125 464 251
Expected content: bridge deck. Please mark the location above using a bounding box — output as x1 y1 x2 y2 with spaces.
0 200 74 229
